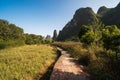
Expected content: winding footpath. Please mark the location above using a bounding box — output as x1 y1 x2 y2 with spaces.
50 47 90 80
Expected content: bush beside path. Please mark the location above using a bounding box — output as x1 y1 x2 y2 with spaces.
50 47 89 80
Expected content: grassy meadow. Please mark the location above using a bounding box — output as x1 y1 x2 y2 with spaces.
0 45 57 80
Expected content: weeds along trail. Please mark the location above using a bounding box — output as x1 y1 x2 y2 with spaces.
0 45 57 80
50 47 89 80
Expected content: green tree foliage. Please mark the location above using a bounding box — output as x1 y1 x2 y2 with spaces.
78 23 120 79
78 25 92 39
102 25 120 59
80 31 97 45
0 19 25 49
25 34 43 45
79 21 104 45
0 20 24 41
0 19 51 49
8 24 24 40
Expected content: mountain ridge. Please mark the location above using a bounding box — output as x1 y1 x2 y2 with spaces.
57 2 120 41
57 7 98 41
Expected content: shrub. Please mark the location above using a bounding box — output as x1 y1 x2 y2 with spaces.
80 31 97 45
69 45 90 65
88 60 114 80
102 25 120 60
69 45 87 58
0 40 25 49
0 41 7 49
78 25 92 39
24 34 43 45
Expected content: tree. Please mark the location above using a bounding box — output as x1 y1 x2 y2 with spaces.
0 19 25 49
24 34 43 44
80 31 97 45
0 20 24 41
78 21 104 45
102 25 120 60
78 25 92 39
8 24 24 40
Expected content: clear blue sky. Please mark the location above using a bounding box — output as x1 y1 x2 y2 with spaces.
0 0 119 37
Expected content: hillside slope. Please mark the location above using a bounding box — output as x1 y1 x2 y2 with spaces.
56 2 120 41
57 7 98 41
101 2 120 27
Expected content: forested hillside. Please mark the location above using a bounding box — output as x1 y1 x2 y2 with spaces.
57 3 120 41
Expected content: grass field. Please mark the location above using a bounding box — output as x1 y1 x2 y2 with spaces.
51 42 82 50
0 45 57 80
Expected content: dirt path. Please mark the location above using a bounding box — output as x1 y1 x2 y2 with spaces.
50 47 90 80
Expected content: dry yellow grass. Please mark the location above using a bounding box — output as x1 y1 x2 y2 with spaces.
0 45 57 80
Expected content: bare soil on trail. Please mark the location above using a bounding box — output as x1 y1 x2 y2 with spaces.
50 48 90 80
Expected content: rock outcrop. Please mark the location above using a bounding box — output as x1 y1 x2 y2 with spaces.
57 7 98 41
97 6 110 17
57 2 120 41
101 2 120 27
52 30 58 41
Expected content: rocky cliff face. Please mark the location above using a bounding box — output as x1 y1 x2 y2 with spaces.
57 2 120 41
52 30 57 41
97 6 110 16
57 7 98 41
101 2 120 27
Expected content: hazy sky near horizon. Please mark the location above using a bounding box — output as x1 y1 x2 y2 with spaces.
0 0 119 37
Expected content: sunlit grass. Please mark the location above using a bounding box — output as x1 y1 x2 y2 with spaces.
0 45 57 80
52 41 82 50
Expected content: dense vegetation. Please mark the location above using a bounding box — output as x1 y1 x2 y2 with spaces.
78 22 120 79
57 3 120 41
0 19 52 49
0 45 57 80
54 3 120 79
53 21 120 79
0 19 56 79
1 2 120 80
0 19 25 49
24 33 43 45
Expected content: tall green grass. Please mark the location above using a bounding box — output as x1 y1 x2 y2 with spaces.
0 45 57 80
